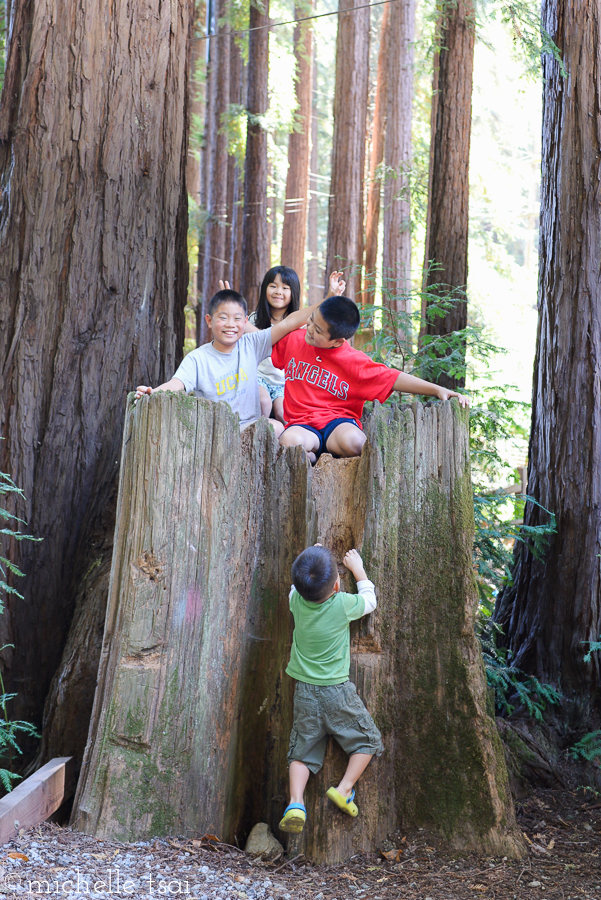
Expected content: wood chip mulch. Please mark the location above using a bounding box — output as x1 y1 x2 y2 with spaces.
0 787 600 898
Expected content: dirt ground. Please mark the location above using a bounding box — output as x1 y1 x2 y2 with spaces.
0 787 600 899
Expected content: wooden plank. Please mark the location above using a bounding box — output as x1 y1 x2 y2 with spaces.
0 757 73 843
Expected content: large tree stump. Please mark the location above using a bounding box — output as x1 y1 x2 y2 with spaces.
72 395 523 861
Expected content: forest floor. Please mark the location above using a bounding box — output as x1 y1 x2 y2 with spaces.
0 786 599 899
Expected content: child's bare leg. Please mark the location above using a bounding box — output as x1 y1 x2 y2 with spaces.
279 426 319 464
289 760 311 805
325 423 366 458
272 395 286 425
259 385 272 418
336 752 373 798
268 418 284 438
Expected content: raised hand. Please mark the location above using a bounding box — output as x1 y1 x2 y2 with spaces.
328 271 346 297
342 549 368 581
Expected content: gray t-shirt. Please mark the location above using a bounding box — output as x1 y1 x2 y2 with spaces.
248 312 285 386
173 330 273 430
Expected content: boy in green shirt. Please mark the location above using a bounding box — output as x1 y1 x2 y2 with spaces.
279 545 383 834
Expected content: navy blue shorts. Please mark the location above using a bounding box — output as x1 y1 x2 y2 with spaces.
282 417 361 457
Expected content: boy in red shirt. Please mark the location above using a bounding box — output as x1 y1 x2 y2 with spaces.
271 296 468 459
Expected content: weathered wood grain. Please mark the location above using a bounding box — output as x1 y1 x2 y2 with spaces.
0 758 74 843
72 395 523 861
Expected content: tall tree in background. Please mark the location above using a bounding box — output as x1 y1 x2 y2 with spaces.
421 0 475 388
240 0 270 310
494 0 601 724
364 2 390 299
325 0 370 298
381 0 416 311
228 35 245 290
307 51 321 304
0 0 189 766
200 0 231 344
281 1 314 300
197 0 214 343
187 1 207 203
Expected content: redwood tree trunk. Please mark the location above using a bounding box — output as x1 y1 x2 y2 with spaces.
240 0 270 310
381 0 415 312
363 1 389 300
494 0 601 723
200 0 231 344
0 0 189 766
421 0 475 389
325 0 370 298
186 1 206 203
307 51 321 304
227 34 244 290
281 1 313 300
196 0 214 345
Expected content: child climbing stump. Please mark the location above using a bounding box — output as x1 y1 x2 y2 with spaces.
72 393 523 862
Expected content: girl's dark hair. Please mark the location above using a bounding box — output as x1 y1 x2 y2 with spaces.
254 265 301 329
292 546 339 603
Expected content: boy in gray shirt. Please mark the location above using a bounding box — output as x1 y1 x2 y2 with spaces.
135 288 323 434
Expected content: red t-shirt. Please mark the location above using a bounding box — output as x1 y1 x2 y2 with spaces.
271 329 400 429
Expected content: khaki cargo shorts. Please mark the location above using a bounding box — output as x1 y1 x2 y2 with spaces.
288 680 384 774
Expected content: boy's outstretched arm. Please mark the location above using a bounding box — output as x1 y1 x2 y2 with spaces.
392 372 469 407
270 300 322 343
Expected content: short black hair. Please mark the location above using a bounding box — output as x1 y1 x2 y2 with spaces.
292 546 339 603
207 289 247 317
319 296 360 340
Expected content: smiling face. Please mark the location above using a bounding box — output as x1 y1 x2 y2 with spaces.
205 301 248 353
305 308 345 349
265 274 292 319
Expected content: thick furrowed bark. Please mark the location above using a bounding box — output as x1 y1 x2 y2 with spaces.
0 0 189 760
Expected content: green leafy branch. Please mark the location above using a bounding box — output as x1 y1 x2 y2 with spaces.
0 472 42 612
0 463 41 789
480 620 561 718
480 0 566 79
567 732 601 765
0 651 39 791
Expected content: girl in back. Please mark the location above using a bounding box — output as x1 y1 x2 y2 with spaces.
249 267 346 423
250 266 301 424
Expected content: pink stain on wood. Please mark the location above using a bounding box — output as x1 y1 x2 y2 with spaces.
185 589 203 624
